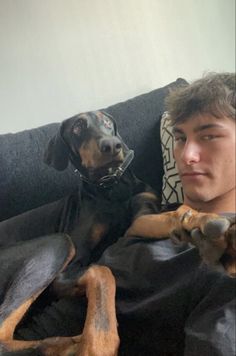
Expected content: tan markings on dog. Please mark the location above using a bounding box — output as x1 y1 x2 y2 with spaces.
0 237 74 344
125 211 182 238
223 233 236 277
126 205 227 239
0 298 35 340
222 256 236 277
91 223 109 244
77 266 120 356
94 282 110 331
38 335 81 356
139 192 158 200
61 235 76 271
79 139 103 168
1 339 41 352
1 336 82 355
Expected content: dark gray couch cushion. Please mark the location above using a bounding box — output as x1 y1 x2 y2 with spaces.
0 78 187 221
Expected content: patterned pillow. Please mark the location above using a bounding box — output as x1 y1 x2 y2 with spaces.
160 112 184 204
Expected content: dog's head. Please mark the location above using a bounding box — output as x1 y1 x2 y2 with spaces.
44 111 131 183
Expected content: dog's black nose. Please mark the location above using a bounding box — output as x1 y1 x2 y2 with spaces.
99 137 122 155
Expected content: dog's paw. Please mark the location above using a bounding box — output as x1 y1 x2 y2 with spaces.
171 214 236 277
225 215 236 248
202 218 230 239
170 215 229 245
190 227 227 266
190 215 236 277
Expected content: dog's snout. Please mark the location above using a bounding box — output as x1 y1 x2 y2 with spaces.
99 137 122 155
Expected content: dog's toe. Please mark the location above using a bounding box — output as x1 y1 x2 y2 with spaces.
203 218 230 239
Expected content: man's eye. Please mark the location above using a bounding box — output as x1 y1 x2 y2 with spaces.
201 135 217 141
174 136 186 143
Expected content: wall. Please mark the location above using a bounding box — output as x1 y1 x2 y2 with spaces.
0 0 235 134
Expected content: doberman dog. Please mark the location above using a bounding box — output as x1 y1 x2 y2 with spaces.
0 111 235 356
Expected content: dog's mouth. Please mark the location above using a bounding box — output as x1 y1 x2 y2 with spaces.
87 159 124 182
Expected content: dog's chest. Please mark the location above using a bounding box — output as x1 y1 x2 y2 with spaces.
80 193 131 231
67 173 146 265
69 191 132 266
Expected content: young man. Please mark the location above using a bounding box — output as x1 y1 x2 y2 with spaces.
168 72 235 214
97 72 236 355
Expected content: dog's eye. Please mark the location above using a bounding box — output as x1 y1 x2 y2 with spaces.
73 118 88 135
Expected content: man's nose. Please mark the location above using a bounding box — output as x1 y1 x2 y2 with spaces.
181 141 201 165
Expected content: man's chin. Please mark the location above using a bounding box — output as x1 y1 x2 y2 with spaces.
183 190 212 204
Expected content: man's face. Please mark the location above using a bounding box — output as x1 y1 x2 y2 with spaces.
173 113 236 209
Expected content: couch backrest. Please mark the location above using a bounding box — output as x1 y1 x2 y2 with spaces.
0 78 187 221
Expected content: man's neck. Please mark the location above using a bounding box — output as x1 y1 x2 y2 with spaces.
184 190 236 214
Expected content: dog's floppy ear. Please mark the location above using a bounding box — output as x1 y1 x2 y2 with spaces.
44 126 70 171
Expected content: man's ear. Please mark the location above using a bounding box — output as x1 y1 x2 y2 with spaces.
44 128 70 171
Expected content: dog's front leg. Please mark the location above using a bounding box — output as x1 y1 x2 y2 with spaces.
125 204 230 239
125 205 236 276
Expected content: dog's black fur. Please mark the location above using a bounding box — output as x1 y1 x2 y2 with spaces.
44 111 160 278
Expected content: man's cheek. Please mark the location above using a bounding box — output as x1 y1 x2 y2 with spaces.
174 151 182 173
173 148 178 164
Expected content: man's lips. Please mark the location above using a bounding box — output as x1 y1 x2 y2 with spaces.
180 172 207 178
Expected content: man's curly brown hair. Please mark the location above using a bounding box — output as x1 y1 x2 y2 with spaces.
165 72 236 126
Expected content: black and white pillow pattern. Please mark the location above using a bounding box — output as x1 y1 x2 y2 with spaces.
160 112 184 204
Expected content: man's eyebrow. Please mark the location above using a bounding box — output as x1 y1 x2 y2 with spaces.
193 123 225 132
172 123 225 134
172 127 184 135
